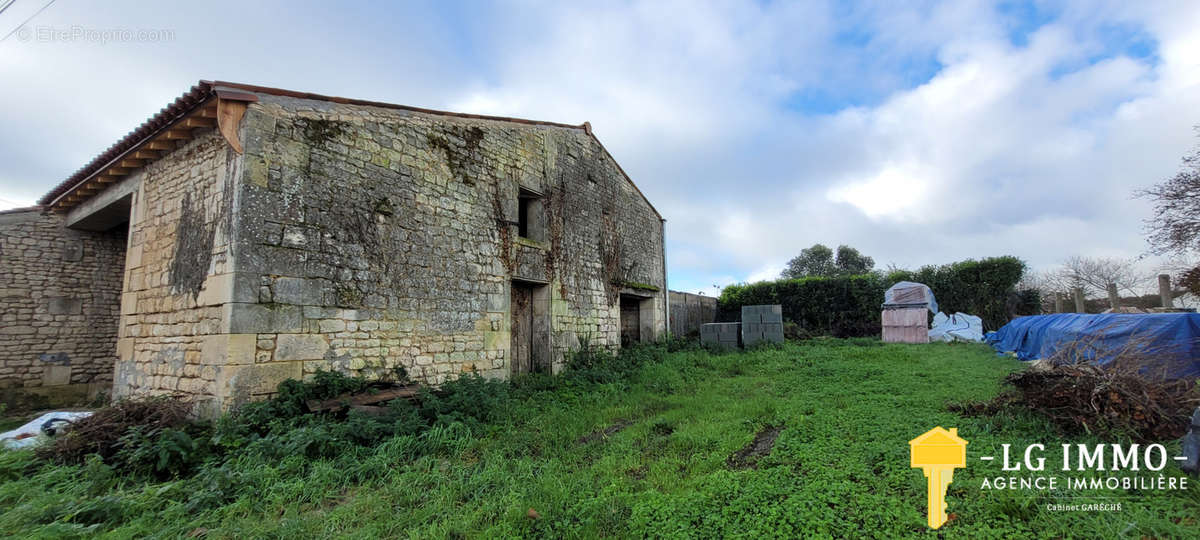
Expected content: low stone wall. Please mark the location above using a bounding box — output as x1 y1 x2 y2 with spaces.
0 208 126 405
668 291 717 337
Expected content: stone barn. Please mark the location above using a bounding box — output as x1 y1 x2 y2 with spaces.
0 81 667 414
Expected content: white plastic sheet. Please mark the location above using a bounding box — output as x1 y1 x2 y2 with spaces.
0 411 93 449
883 281 938 313
928 312 983 342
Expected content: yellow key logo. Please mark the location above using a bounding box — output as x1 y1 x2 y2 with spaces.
909 427 968 529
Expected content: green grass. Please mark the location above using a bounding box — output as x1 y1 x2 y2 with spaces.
1 340 1196 538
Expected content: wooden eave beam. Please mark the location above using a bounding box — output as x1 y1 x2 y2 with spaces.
50 91 252 211
182 117 216 129
216 96 250 154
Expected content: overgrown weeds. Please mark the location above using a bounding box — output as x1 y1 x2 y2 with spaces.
2 341 1197 538
23 338 676 484
563 334 670 384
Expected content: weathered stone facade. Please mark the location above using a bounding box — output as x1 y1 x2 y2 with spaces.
0 208 126 404
10 82 667 415
111 130 240 408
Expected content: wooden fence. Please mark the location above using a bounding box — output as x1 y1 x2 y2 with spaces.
669 291 718 337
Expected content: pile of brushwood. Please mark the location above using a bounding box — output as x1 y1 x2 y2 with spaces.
958 335 1200 442
1003 364 1199 442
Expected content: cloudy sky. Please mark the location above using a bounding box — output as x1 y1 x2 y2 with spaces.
1 1 1197 295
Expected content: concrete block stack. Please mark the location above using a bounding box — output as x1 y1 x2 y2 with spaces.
700 322 741 349
742 305 784 346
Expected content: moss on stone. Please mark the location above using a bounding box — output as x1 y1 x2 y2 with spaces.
615 280 660 292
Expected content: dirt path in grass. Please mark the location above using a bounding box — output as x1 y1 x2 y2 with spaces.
727 425 783 469
578 418 633 444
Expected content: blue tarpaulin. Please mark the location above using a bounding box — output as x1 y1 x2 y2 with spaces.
985 313 1200 379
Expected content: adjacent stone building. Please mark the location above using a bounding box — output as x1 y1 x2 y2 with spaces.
0 208 126 406
2 81 667 414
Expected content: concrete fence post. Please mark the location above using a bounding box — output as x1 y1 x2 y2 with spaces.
1054 293 1063 313
1073 287 1086 314
1159 274 1173 309
1107 283 1120 311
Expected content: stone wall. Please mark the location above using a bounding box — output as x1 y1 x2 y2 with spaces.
112 129 242 413
68 92 665 414
0 208 126 401
212 94 665 403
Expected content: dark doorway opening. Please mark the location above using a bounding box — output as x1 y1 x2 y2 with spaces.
620 295 642 347
511 281 549 375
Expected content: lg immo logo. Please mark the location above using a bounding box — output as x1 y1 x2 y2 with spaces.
908 427 1192 529
909 427 967 529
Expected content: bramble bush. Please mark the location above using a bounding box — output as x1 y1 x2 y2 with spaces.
27 339 670 484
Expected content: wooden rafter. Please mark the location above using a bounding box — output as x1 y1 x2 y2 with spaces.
52 90 257 211
183 117 216 129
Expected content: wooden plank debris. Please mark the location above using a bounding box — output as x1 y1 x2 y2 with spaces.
305 384 421 412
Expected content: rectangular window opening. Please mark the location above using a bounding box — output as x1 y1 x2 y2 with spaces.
518 189 544 242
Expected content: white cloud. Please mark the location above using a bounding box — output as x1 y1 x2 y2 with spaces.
1 0 1197 297
826 164 933 221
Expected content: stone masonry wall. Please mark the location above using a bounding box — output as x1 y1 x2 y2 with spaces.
0 208 125 391
214 94 665 404
112 129 242 413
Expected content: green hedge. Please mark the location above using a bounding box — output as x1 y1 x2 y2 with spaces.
718 256 1027 337
886 256 1027 330
718 275 886 337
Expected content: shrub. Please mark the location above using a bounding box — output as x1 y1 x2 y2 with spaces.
218 372 433 460
113 425 210 478
419 373 511 427
564 339 668 384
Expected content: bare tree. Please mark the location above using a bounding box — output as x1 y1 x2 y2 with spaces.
1045 256 1153 298
1017 269 1058 298
1135 130 1200 306
1136 131 1200 256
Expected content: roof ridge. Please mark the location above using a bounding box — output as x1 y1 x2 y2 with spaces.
41 80 660 222
206 80 588 130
